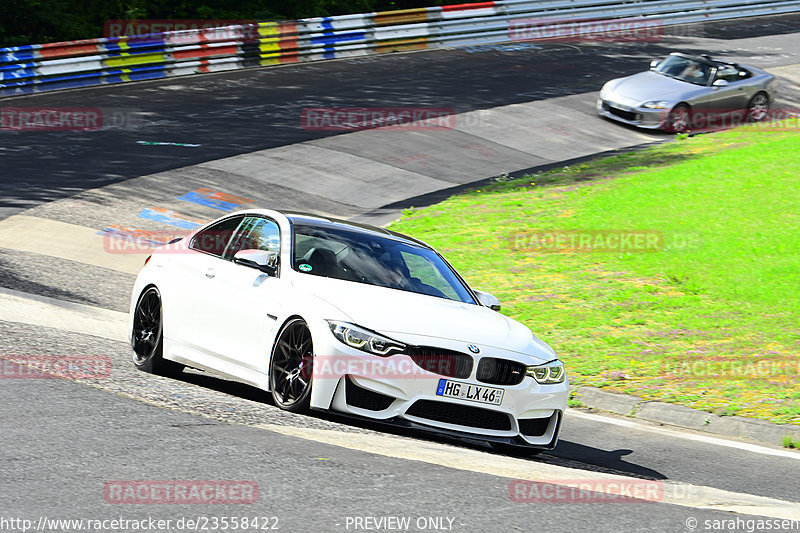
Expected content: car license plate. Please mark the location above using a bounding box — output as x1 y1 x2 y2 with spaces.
609 102 631 112
436 379 504 406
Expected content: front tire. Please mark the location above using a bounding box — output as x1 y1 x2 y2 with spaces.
665 104 690 133
269 318 313 412
131 286 183 376
747 92 770 122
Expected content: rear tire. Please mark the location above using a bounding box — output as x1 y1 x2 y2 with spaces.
746 92 770 122
131 287 183 376
269 318 313 412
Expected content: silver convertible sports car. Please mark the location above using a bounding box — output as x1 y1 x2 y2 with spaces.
598 52 775 132
129 210 568 453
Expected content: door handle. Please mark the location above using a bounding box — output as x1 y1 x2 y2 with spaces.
205 268 216 279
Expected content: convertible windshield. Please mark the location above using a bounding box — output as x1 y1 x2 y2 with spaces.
654 55 711 86
292 224 476 304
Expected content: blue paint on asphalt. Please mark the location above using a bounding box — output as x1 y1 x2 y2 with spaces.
137 208 201 229
177 191 238 211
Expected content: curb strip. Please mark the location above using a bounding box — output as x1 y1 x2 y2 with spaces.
571 386 800 448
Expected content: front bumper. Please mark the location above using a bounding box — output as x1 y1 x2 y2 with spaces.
321 405 564 450
597 98 667 130
308 327 569 449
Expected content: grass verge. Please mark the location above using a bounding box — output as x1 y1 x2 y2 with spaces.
389 125 800 425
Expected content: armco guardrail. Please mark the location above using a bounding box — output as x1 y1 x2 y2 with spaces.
2 0 799 98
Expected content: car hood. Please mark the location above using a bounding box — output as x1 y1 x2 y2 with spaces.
606 71 695 105
293 275 555 361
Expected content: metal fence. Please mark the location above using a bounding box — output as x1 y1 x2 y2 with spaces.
2 0 799 97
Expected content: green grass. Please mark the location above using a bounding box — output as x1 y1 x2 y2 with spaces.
389 125 800 425
783 435 800 449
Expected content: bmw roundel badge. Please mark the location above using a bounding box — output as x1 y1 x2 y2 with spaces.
468 345 480 354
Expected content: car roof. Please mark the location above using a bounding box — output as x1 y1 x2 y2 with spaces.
668 52 739 69
280 210 431 249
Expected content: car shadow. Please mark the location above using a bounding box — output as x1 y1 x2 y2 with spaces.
176 369 268 403
172 368 667 481
541 441 666 480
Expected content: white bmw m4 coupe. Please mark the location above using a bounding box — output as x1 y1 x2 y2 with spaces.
129 210 568 452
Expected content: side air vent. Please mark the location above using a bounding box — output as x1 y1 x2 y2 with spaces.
345 377 395 411
519 415 553 437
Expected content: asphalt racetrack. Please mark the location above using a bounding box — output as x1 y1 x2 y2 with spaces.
1 13 800 533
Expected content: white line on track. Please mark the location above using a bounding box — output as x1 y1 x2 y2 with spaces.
0 286 127 342
259 423 800 521
0 215 143 274
565 410 800 460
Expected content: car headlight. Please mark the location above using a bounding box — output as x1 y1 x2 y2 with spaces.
326 321 405 356
642 100 669 109
526 361 566 384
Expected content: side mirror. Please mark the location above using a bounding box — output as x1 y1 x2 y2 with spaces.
650 60 660 69
234 249 278 276
712 79 729 88
474 289 501 312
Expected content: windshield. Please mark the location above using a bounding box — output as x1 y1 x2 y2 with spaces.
292 224 476 304
654 55 712 86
